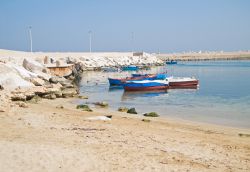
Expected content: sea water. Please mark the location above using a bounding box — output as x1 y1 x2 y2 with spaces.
79 60 250 128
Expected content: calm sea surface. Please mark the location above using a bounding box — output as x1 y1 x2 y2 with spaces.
78 60 250 128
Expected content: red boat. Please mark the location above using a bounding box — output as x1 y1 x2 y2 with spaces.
167 77 199 89
124 80 169 91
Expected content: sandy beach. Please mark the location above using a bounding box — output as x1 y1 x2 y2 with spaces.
0 49 250 171
0 98 249 172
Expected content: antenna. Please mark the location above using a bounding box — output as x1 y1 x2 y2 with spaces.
88 30 92 53
28 26 33 52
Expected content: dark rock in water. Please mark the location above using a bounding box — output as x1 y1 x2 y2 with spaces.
118 107 129 112
127 108 137 114
94 101 108 107
143 112 159 117
0 85 4 90
76 104 93 112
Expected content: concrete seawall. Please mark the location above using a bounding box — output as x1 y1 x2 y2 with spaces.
157 52 250 61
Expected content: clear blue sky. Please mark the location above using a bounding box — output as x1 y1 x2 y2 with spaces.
0 0 250 52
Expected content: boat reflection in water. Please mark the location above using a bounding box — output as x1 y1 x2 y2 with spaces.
121 90 168 101
108 86 124 92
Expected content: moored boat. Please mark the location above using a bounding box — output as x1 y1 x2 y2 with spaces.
168 76 199 88
124 80 169 91
166 60 177 65
122 65 139 71
108 75 156 86
108 73 166 86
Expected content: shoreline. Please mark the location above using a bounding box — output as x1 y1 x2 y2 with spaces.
93 103 250 131
0 97 249 171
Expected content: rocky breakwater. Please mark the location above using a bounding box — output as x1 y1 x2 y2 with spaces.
0 57 80 112
64 52 163 71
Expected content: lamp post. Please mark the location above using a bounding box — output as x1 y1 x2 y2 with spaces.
131 31 134 53
28 26 33 52
88 30 92 53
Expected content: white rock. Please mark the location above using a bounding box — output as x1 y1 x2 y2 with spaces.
86 116 111 121
30 78 45 86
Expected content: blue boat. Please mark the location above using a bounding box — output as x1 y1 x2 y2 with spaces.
166 60 177 65
108 74 164 86
124 80 169 91
131 73 168 80
108 78 126 86
122 65 139 71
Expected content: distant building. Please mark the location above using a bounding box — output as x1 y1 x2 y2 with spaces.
133 52 144 56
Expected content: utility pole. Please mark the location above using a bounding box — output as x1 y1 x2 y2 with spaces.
88 30 92 53
29 26 33 52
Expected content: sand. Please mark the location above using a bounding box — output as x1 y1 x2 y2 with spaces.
0 98 249 172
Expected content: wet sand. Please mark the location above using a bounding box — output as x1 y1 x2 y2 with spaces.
0 98 249 171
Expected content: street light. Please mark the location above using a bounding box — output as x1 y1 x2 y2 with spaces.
131 31 134 53
88 30 92 53
28 26 33 52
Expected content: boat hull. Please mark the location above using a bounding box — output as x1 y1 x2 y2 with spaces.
122 66 138 71
108 78 126 86
124 80 169 91
108 75 159 86
124 85 169 91
169 80 199 88
166 61 177 65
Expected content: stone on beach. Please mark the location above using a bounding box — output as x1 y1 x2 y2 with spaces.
142 119 151 122
78 95 88 99
62 88 78 98
127 108 137 114
94 101 109 107
143 112 159 117
28 95 42 104
76 104 93 112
